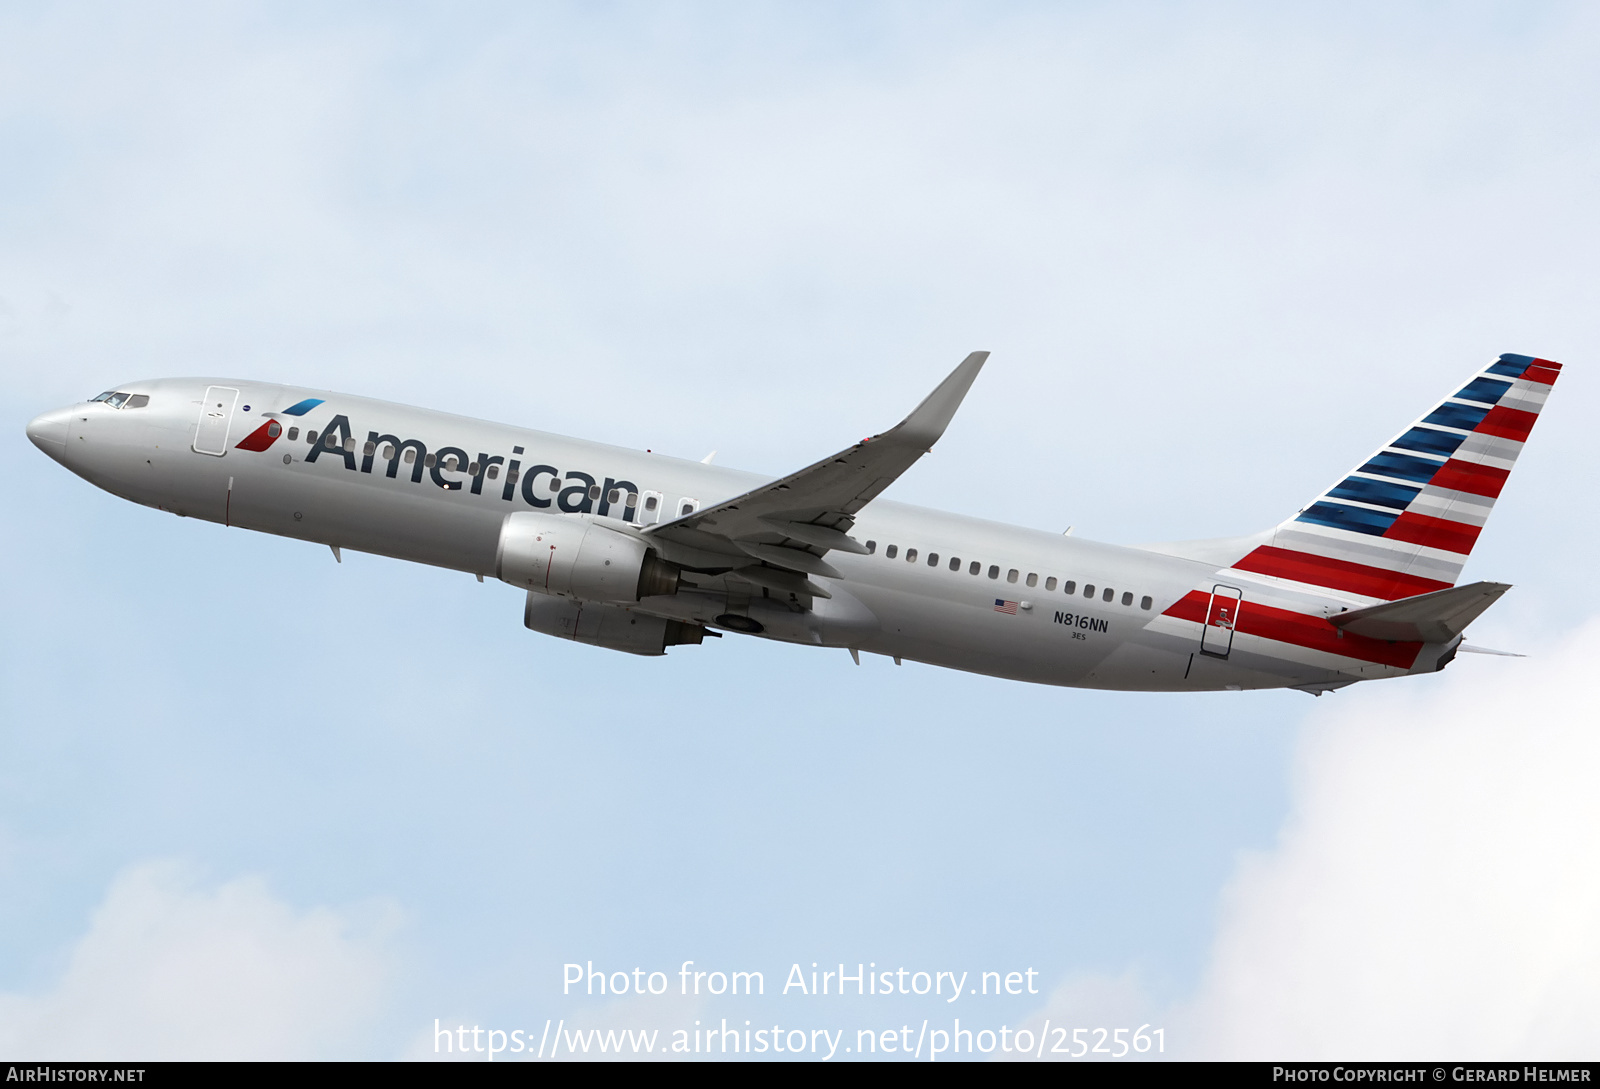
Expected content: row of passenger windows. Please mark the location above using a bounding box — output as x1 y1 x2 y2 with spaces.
864 540 1153 610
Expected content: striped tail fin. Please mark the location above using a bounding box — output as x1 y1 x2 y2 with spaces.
1232 354 1561 603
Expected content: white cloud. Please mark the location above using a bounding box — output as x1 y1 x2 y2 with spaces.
0 861 399 1059
1015 620 1600 1061
1008 972 1161 1062
1180 620 1600 1059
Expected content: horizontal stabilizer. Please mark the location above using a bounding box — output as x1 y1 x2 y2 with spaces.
1331 580 1511 643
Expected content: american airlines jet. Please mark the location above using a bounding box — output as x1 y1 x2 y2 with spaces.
25 353 1558 694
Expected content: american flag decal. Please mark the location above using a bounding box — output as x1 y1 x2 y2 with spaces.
994 599 1018 615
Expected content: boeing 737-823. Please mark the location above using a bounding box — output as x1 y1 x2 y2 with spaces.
25 353 1559 694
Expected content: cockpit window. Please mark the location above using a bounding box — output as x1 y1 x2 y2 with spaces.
88 391 148 409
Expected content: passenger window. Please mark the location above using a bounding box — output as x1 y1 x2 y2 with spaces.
927 553 939 566
1045 577 1057 591
1141 595 1153 610
287 427 300 441
487 465 500 480
306 431 318 444
126 394 149 408
865 540 876 554
326 433 338 448
1026 573 1038 588
403 449 415 464
1063 581 1076 594
363 441 375 456
886 545 898 559
988 565 999 579
1083 584 1095 597
607 488 620 504
343 436 355 452
1007 569 1019 583
679 499 698 516
1103 587 1114 602
507 467 518 482
1122 592 1133 606
626 492 638 508
550 478 561 493
949 557 960 572
266 421 282 439
381 444 394 459
970 561 980 576
647 496 660 512
588 484 601 500
425 453 436 467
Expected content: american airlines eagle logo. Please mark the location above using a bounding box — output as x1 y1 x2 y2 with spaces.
232 398 324 452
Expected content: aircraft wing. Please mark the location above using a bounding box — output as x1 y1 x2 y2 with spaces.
642 351 988 592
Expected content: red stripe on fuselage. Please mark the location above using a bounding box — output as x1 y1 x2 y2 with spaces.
1231 546 1451 601
1428 458 1509 499
1382 511 1482 554
1162 590 1422 669
1475 405 1537 442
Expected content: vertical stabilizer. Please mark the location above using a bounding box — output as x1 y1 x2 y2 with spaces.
1231 354 1561 602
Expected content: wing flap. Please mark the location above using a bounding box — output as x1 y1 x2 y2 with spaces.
757 517 871 554
734 541 845 579
732 565 833 600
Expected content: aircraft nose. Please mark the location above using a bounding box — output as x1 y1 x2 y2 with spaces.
26 406 73 464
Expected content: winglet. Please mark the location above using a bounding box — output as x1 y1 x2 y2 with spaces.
880 351 989 447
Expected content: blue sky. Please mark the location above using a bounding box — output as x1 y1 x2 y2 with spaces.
3 2 1598 1060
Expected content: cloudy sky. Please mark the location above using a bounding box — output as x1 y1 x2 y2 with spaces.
3 1 1597 1060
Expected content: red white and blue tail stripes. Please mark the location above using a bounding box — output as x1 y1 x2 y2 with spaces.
1232 354 1559 602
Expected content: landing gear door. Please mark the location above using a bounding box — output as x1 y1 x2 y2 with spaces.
1200 584 1243 659
192 386 240 456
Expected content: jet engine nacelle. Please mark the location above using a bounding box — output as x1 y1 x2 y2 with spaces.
495 511 680 603
524 594 707 657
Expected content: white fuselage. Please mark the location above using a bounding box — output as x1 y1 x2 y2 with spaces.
27 378 1453 693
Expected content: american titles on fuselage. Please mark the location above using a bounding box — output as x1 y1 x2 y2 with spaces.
244 404 1164 617
248 409 664 521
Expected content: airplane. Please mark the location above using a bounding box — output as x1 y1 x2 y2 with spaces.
25 352 1558 694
